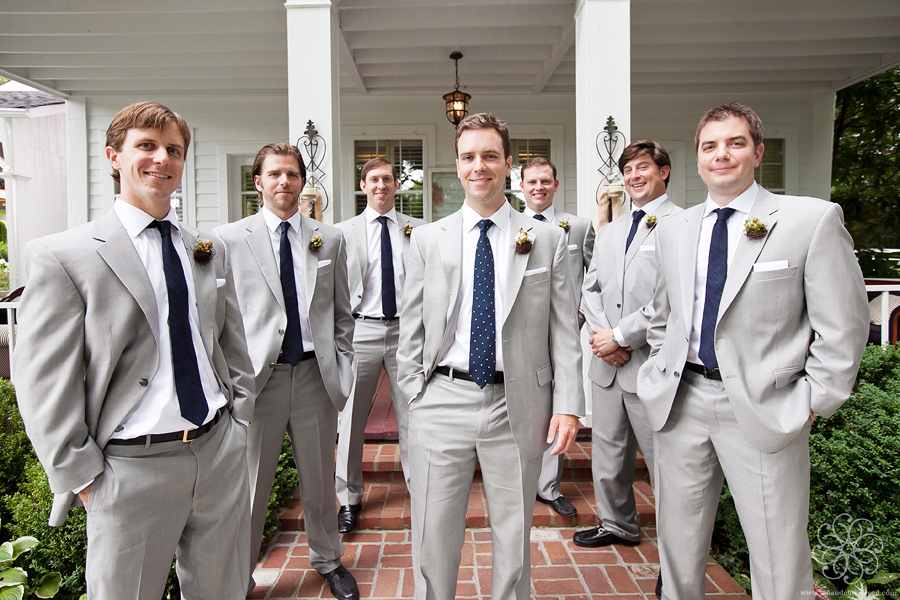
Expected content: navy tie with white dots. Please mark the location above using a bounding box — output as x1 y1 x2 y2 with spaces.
698 207 735 370
469 219 496 388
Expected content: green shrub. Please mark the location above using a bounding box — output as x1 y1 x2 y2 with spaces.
713 344 900 589
264 435 298 544
0 378 31 530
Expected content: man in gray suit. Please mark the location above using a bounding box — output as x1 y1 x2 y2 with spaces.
637 103 869 599
519 156 594 518
574 141 681 551
334 158 425 533
14 101 255 599
398 113 584 600
213 143 359 600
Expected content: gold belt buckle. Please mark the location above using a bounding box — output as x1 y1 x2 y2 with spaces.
183 428 195 443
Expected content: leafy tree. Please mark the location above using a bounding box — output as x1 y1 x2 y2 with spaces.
831 66 900 277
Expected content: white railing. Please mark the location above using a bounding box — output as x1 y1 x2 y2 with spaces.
0 301 17 382
866 283 900 346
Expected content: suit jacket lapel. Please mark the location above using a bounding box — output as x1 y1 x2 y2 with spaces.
300 215 320 308
351 214 369 277
180 226 216 359
679 208 704 335
246 213 286 312
719 188 779 318
398 213 413 271
438 211 463 324
94 211 160 340
502 212 529 326
612 215 628 297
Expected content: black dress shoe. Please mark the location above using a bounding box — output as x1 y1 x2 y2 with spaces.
321 565 360 600
337 503 361 533
655 573 662 598
572 526 640 548
536 494 577 517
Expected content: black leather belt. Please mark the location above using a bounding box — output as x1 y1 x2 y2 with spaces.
108 408 226 446
353 313 398 322
275 350 316 364
685 362 722 381
435 365 505 385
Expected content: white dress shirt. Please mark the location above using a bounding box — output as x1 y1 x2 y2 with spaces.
359 205 405 318
687 182 759 363
112 199 227 439
523 205 557 225
261 205 315 353
440 201 512 373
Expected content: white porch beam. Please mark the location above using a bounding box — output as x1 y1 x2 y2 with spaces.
338 25 367 94
575 0 630 226
339 5 569 31
0 67 68 98
534 22 575 94
286 0 342 224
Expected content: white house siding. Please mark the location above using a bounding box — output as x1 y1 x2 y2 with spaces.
5 104 67 289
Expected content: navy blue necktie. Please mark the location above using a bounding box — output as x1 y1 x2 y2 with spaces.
469 219 496 388
279 221 303 365
377 216 397 319
698 207 735 370
625 209 645 252
149 220 207 426
533 214 546 222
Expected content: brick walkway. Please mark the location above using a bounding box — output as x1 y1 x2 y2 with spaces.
249 442 751 600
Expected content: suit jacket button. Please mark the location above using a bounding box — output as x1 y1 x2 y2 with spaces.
278 328 285 335
269 361 276 367
114 425 124 432
617 303 622 308
139 378 149 386
674 371 680 378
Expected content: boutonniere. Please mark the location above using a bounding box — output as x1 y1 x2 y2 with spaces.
193 240 215 265
744 218 768 240
404 223 414 237
514 227 533 255
645 215 657 230
558 219 571 233
308 235 324 252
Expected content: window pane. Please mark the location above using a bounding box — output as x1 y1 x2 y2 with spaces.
354 139 424 219
241 165 259 217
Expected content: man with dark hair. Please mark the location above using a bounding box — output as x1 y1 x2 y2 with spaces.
638 103 868 599
213 142 359 600
14 101 256 599
399 112 584 600
575 140 681 596
334 157 425 533
519 156 594 517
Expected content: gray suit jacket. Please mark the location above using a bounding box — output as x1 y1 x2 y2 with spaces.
397 208 585 460
13 209 255 525
335 211 426 315
637 188 869 453
213 211 354 410
554 211 595 311
581 198 681 392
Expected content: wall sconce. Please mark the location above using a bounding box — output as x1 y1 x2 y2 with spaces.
296 119 329 219
443 51 471 126
596 116 628 227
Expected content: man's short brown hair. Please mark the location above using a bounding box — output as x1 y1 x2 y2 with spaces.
520 156 556 181
455 113 511 159
360 157 397 182
251 143 306 201
105 101 191 183
618 141 672 186
694 102 764 153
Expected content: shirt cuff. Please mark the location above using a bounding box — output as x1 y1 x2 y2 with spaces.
613 326 629 348
73 479 94 494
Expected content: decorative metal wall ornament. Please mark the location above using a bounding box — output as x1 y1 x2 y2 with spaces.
443 51 471 126
596 116 628 225
296 119 328 215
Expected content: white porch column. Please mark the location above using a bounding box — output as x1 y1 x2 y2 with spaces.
575 0 631 225
285 0 342 224
66 97 89 227
809 91 836 200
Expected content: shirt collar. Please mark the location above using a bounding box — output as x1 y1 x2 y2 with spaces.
114 197 178 239
634 193 668 217
522 205 556 223
462 199 511 234
702 182 758 219
261 204 304 234
364 205 399 224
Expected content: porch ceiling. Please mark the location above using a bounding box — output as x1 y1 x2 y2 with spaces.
1 0 899 99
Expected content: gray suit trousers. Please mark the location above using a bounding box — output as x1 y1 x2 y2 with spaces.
409 374 542 600
247 359 343 575
336 318 408 505
591 379 655 541
86 415 250 600
655 371 813 600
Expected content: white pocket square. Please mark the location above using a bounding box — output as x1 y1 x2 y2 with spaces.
639 245 655 252
524 267 548 276
753 260 789 272
568 244 579 251
216 278 226 289
317 259 332 268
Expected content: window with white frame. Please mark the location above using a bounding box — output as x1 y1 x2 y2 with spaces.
505 138 551 210
354 140 424 218
241 165 259 217
756 138 785 194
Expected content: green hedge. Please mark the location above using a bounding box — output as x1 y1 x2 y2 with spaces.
0 382 301 600
713 344 900 589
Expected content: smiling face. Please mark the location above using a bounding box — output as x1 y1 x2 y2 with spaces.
106 122 185 219
361 164 400 214
696 115 765 205
622 152 669 208
254 153 305 220
520 164 559 214
456 127 512 216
